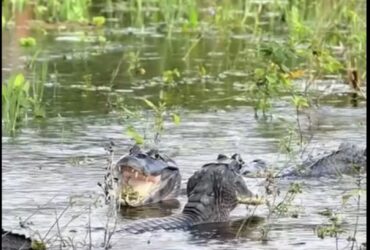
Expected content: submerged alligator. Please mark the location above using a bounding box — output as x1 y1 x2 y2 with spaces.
102 145 181 207
117 154 257 234
242 142 366 178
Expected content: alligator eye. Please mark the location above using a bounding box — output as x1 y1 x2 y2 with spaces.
155 153 160 159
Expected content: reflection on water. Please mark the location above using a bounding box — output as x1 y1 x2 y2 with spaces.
188 216 266 241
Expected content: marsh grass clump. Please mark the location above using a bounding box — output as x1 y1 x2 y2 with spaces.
2 73 30 135
2 60 48 135
34 0 92 23
29 62 47 118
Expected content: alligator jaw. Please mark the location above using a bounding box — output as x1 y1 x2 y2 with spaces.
120 165 161 206
119 165 180 207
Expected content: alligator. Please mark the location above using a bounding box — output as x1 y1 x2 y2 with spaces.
116 154 257 234
2 229 32 250
102 145 181 207
241 142 367 178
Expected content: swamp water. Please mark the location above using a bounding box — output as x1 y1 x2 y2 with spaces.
2 6 366 250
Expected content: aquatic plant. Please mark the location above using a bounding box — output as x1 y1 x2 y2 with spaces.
260 175 303 242
162 68 180 85
315 170 366 250
29 62 47 118
2 58 48 134
39 0 91 22
4 0 91 23
125 51 143 76
92 15 105 27
19 36 37 47
2 73 30 135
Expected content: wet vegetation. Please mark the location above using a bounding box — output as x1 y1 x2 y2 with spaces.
2 0 366 135
2 0 366 249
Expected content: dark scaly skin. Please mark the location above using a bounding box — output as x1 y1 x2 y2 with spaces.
118 155 254 234
2 229 32 250
242 142 366 178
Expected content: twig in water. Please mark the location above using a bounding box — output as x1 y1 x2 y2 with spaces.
88 205 92 250
236 205 260 238
350 175 363 250
43 204 70 243
55 208 66 249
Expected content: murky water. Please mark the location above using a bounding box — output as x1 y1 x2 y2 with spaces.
2 6 367 249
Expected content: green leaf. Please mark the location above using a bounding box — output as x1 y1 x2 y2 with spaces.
266 74 277 84
126 126 144 145
172 113 181 125
198 65 207 76
92 16 106 27
188 6 198 27
254 68 265 78
19 37 36 47
142 98 158 112
14 74 25 88
292 96 309 108
173 68 180 77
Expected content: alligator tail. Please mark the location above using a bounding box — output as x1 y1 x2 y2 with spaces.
118 213 198 234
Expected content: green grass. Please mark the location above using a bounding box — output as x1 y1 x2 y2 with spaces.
2 73 30 135
2 60 48 135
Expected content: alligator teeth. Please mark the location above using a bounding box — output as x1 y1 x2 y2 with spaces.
135 171 138 178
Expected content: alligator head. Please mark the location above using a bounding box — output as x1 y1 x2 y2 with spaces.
115 145 181 207
183 155 254 223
